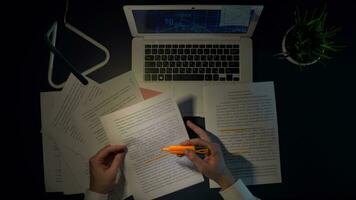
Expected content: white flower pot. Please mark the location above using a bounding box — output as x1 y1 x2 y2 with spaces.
281 26 320 66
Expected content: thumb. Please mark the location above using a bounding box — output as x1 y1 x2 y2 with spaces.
184 150 206 172
109 152 125 173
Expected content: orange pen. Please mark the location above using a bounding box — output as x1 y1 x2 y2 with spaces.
161 145 209 156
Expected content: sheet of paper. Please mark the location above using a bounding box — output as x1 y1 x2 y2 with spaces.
47 74 103 158
70 72 140 198
42 74 101 193
40 91 60 131
41 91 85 194
48 71 138 157
220 6 251 27
45 72 141 195
58 144 89 192
40 92 63 192
42 133 63 192
61 157 84 195
204 82 282 187
42 131 89 194
101 94 204 200
73 71 144 157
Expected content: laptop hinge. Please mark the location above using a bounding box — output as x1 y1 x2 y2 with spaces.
139 35 243 40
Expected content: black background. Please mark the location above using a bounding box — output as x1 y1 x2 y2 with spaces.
6 0 356 199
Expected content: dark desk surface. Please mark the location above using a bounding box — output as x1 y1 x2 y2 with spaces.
12 0 356 199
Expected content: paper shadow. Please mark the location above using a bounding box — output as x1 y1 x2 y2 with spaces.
177 96 194 117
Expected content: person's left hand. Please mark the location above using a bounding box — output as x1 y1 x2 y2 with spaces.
89 144 127 194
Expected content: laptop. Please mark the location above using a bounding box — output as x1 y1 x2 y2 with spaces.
124 5 263 116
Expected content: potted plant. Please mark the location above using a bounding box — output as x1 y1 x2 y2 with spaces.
278 6 342 68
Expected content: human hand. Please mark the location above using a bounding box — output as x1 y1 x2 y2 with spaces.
89 144 127 194
181 121 235 190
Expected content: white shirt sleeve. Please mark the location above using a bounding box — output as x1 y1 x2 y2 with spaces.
84 190 108 200
220 179 260 200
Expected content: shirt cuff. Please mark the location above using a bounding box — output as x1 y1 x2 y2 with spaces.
219 179 259 200
84 189 108 200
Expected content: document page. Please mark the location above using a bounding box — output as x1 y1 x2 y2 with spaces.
41 91 86 194
101 94 204 200
204 82 281 187
48 72 137 157
43 72 140 194
48 74 103 158
73 71 144 157
58 144 89 191
42 134 63 192
61 157 84 194
40 92 63 192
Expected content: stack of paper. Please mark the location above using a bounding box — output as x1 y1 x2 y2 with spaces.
41 69 282 198
40 71 203 199
41 71 144 197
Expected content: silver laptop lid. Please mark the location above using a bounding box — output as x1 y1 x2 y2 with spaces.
124 5 263 38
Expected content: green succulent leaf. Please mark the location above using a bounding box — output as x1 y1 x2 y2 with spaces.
285 4 344 66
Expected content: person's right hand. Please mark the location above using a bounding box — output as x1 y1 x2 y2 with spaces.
181 121 235 190
89 144 127 194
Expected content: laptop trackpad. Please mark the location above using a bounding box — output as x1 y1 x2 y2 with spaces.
174 85 204 117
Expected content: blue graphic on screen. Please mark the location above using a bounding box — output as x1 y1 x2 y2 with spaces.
133 10 250 33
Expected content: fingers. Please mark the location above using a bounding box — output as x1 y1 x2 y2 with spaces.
181 138 219 156
93 144 127 162
184 150 206 172
181 138 209 146
109 151 126 173
186 120 211 142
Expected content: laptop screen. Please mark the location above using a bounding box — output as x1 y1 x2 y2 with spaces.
132 9 253 34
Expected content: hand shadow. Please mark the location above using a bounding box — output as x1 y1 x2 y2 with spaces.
206 131 255 185
182 117 255 186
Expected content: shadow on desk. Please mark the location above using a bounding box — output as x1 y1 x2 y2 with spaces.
175 117 254 200
207 131 255 186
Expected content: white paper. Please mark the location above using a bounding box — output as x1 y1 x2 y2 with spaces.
220 6 251 27
41 91 85 194
48 72 143 157
42 74 102 194
73 71 144 157
70 72 141 198
40 92 63 192
47 74 103 158
58 144 89 192
204 82 282 187
61 157 84 195
44 130 89 194
42 133 63 192
40 91 60 131
43 72 141 195
101 94 204 200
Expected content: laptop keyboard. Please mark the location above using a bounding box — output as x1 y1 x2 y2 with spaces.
144 44 240 81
